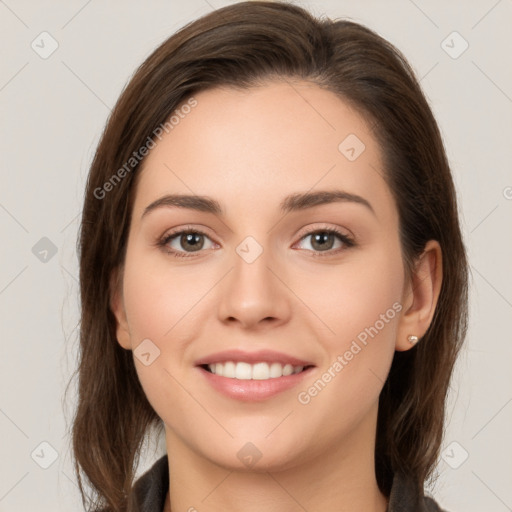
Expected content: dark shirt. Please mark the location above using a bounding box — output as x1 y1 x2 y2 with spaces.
128 454 448 512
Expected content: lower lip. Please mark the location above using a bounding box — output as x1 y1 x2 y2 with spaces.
197 366 314 401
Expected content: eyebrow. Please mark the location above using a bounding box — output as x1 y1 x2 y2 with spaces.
141 189 375 219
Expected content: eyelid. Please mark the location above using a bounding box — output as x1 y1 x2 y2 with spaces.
157 223 355 258
161 224 214 239
293 222 353 242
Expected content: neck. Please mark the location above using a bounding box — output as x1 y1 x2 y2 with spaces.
163 403 388 512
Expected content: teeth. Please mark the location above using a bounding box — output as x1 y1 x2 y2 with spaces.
207 361 305 380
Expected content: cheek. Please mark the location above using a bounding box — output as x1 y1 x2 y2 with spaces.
119 244 223 407
122 248 206 344
297 247 404 349
293 249 403 412
120 255 204 426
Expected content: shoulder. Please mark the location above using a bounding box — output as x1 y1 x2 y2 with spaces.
388 472 450 512
127 454 169 512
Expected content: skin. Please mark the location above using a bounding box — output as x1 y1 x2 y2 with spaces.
111 80 442 512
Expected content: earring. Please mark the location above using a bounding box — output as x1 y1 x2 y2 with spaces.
407 335 419 345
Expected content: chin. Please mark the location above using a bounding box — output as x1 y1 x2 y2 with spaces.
192 431 313 473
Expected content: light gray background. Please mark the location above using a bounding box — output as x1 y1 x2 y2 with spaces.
1 0 511 511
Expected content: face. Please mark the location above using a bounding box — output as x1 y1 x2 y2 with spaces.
111 80 429 472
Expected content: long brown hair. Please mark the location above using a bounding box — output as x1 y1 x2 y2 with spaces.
68 2 468 510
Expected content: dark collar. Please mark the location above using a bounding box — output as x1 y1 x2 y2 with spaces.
128 454 447 512
128 454 169 512
387 471 447 512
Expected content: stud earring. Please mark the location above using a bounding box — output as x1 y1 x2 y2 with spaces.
407 335 419 345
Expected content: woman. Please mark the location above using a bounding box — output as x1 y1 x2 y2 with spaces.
70 2 468 511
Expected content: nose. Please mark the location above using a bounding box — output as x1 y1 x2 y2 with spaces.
216 240 292 330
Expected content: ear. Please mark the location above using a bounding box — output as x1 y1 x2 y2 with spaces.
109 266 132 350
395 240 443 352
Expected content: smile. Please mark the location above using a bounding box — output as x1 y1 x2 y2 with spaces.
204 361 308 380
195 349 316 401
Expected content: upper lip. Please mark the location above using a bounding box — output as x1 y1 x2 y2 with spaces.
195 349 315 367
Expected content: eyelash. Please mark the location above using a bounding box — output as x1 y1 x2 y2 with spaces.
157 225 355 259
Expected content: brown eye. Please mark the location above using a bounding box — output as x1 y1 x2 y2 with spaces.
178 232 205 252
159 229 216 257
295 228 355 256
309 232 336 251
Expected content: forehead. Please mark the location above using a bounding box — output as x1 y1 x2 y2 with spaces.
133 80 395 224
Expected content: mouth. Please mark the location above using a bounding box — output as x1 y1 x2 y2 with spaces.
200 361 314 380
195 349 316 401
